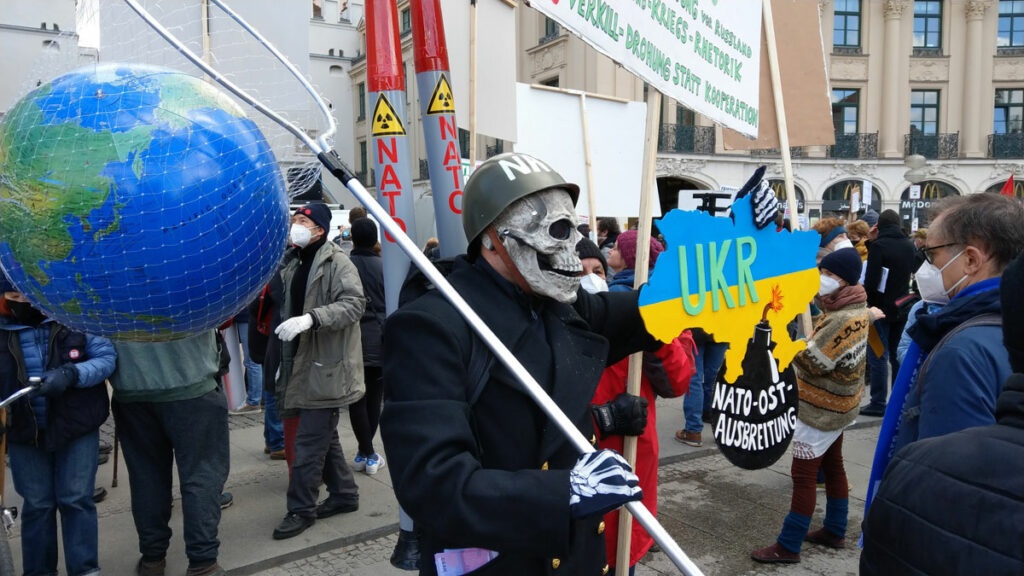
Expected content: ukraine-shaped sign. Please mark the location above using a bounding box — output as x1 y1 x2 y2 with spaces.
640 195 820 469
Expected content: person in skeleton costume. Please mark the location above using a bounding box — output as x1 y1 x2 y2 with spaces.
380 152 667 575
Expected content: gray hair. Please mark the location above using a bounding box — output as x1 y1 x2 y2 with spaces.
929 194 1024 271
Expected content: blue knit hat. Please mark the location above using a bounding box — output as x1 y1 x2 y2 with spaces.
820 248 862 286
819 226 848 248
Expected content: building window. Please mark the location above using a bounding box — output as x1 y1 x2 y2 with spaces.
999 0 1024 47
994 89 1024 133
833 0 860 47
313 0 323 19
913 0 942 51
911 90 940 135
357 82 366 120
677 106 694 126
540 76 559 88
831 89 859 134
458 128 471 159
401 8 411 33
359 140 367 173
543 17 560 42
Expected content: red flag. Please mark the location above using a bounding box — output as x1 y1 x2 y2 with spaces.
1001 174 1015 197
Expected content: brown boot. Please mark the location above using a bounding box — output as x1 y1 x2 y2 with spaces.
805 527 846 549
675 429 702 447
750 542 800 564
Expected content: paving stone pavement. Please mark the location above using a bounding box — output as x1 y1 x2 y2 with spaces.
249 424 878 576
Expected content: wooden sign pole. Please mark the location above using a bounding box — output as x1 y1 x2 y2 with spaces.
616 87 661 576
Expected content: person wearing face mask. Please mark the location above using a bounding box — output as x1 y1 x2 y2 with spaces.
269 203 367 540
0 274 115 576
578 237 696 574
751 248 870 564
860 210 918 417
885 194 1024 455
860 252 1024 576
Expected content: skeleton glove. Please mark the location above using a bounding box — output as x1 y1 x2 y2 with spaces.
736 165 780 230
568 449 643 519
592 393 649 437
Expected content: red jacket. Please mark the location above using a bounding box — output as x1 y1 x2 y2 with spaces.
592 331 695 568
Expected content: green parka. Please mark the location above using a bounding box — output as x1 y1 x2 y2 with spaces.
276 241 366 412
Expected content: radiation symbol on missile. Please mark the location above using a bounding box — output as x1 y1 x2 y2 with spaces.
426 74 456 116
372 93 406 136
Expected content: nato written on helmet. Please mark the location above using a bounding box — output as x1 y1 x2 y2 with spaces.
461 153 579 244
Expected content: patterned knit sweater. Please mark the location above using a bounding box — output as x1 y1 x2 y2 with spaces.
792 300 870 431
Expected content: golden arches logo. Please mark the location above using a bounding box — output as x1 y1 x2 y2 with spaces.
920 182 944 199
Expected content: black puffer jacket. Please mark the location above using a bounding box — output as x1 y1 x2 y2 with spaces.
860 373 1024 576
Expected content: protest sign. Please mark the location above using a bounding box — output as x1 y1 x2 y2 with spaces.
514 83 651 218
639 196 820 468
722 0 833 149
529 0 762 138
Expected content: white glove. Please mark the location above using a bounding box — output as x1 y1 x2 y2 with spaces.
568 449 643 519
275 313 313 341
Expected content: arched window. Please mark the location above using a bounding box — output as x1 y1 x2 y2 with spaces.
984 178 1024 199
899 180 960 228
822 179 882 217
329 65 344 76
768 180 806 213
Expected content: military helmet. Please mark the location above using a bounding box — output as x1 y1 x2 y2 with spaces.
462 152 580 243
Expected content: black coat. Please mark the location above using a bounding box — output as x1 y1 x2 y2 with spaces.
865 225 918 317
349 247 385 367
860 373 1024 575
381 258 657 576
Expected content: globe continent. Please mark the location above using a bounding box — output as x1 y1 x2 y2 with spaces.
0 63 289 341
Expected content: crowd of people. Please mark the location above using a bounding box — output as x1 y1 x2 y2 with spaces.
1 153 1021 576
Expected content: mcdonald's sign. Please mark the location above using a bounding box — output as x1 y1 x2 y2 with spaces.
900 180 960 226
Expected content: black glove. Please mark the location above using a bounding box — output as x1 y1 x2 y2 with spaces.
592 393 649 437
37 365 78 398
569 449 643 519
736 165 779 230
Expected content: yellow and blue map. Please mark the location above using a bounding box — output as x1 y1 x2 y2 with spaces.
639 195 820 381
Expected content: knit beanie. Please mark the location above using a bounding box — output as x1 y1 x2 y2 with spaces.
575 238 607 271
1002 252 1024 373
858 208 879 227
294 203 333 232
351 218 378 249
820 248 862 286
616 230 664 270
819 226 847 248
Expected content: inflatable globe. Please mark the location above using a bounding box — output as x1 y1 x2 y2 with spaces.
0 63 289 341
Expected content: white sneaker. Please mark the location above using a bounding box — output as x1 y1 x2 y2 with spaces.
365 453 385 475
352 453 367 472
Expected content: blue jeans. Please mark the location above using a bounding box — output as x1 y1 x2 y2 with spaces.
867 318 890 407
682 342 729 432
112 387 229 569
263 386 284 452
235 322 263 406
9 430 100 576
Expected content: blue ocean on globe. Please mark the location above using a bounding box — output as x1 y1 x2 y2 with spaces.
0 63 289 340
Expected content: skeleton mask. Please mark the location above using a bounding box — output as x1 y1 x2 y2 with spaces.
485 189 583 303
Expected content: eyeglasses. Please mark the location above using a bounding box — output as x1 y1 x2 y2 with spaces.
919 242 958 265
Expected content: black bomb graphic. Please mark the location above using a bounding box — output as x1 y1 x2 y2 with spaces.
710 290 798 470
